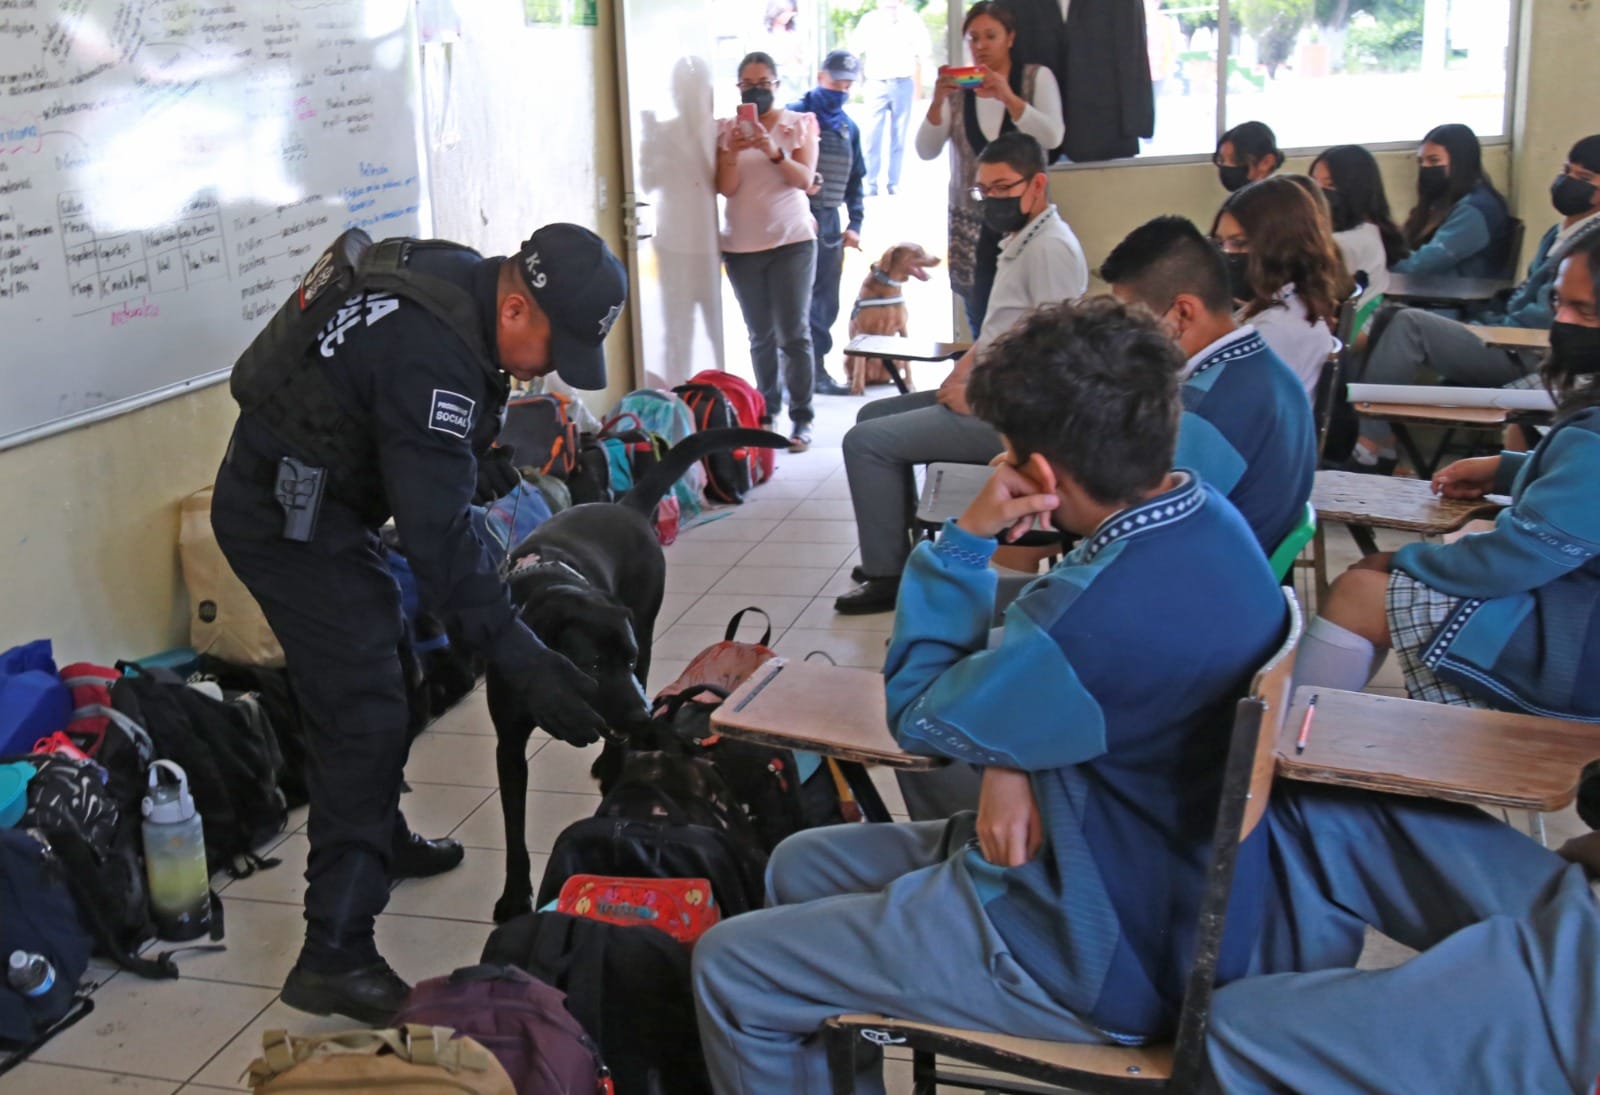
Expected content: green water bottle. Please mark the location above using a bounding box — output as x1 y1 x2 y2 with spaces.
140 760 211 941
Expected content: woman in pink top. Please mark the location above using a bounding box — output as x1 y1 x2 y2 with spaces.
717 51 821 451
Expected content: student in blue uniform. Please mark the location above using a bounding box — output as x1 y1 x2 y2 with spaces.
212 225 626 1022
691 298 1288 1093
1102 215 1316 552
1393 123 1512 280
1296 230 1600 721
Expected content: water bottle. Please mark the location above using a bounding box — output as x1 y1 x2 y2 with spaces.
140 760 211 941
7 951 55 998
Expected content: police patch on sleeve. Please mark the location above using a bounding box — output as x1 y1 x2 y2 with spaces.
428 389 476 438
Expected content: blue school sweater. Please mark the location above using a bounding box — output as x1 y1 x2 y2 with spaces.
1175 327 1316 551
883 475 1286 1038
1395 406 1600 720
1472 213 1600 330
1393 181 1511 279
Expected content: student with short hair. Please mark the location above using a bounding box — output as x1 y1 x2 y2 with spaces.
1212 177 1350 394
1102 215 1316 553
692 298 1288 1092
1393 123 1512 279
1348 135 1600 468
1214 120 1282 193
1310 144 1410 296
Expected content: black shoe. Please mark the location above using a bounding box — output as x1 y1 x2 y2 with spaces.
391 832 465 880
282 961 411 1025
834 577 901 615
814 373 850 396
850 565 867 584
789 427 813 453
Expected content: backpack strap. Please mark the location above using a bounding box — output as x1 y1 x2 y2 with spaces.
361 239 499 385
0 993 95 1079
724 607 773 646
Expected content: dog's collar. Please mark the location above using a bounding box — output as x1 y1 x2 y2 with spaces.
853 296 904 310
869 264 906 288
508 552 588 587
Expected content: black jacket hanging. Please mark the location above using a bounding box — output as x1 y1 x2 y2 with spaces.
1061 0 1156 163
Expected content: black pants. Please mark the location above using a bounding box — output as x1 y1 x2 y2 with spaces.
211 453 417 971
809 206 846 381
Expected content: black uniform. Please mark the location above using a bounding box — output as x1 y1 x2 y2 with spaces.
211 246 549 969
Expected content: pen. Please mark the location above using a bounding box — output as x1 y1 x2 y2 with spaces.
1295 694 1318 754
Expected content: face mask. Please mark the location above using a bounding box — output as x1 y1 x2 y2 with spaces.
1548 321 1600 377
1417 164 1449 200
740 87 774 115
982 194 1030 235
1222 251 1252 301
1551 173 1598 218
1322 188 1357 233
813 87 848 112
1218 164 1250 193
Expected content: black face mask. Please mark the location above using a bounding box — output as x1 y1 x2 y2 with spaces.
740 87 774 116
982 194 1030 235
1322 187 1357 233
1418 164 1450 200
1222 250 1252 302
1548 321 1600 377
1218 164 1250 193
1551 173 1598 218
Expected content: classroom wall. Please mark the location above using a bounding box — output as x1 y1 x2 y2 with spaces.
0 1 629 664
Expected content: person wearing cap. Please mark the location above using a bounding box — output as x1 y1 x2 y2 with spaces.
791 49 866 398
210 223 628 1024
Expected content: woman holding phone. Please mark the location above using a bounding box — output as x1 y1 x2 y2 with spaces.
716 51 821 451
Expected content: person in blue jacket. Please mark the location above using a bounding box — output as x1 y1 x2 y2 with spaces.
1349 135 1600 469
690 297 1288 1092
1296 230 1600 721
1393 123 1512 280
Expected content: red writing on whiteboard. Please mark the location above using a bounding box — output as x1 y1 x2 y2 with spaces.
110 297 160 326
295 96 317 120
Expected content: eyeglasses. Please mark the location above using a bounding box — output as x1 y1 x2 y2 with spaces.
969 177 1027 201
737 80 777 92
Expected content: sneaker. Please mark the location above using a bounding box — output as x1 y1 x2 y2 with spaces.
282 960 411 1025
788 427 813 453
834 576 901 615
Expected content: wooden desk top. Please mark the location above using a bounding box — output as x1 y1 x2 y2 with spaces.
1465 324 1550 350
1385 273 1511 304
710 659 944 771
1312 470 1505 533
845 334 970 363
916 462 994 524
1276 686 1600 812
1355 401 1511 427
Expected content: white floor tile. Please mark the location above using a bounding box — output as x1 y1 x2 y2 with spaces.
172 897 306 989
449 790 601 852
805 479 855 499
763 519 860 544
374 910 498 983
397 782 498 839
708 566 837 599
523 738 605 794
424 684 491 736
737 540 856 569
223 835 308 905
775 629 891 669
744 478 816 498
384 850 549 924
710 499 800 522
188 1001 354 1090
661 563 732 596
820 566 870 597
653 591 700 634
793 598 894 632
767 456 835 479
787 498 858 521
675 517 780 542
405 730 529 789
675 594 813 630
661 539 753 567
652 624 746 662
0 1064 181 1093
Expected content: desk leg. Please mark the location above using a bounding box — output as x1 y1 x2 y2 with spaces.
838 760 892 823
877 356 910 395
1346 524 1380 556
1391 424 1432 478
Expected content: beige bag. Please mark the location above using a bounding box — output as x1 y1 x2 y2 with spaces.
178 487 285 668
245 1024 516 1094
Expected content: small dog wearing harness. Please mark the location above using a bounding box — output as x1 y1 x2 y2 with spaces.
843 242 942 395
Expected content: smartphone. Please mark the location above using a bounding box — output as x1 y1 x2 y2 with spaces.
735 101 758 141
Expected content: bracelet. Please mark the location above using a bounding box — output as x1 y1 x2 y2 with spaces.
769 148 785 164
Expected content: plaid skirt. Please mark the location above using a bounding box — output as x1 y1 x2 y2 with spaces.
1386 571 1490 708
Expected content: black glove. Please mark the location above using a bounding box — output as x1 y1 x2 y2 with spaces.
498 644 606 747
474 444 521 505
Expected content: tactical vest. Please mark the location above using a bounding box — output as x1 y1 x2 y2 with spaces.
812 124 853 211
230 231 501 508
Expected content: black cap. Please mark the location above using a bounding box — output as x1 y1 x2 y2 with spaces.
515 224 628 390
823 49 860 81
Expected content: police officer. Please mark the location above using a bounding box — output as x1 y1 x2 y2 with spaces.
792 49 866 399
211 224 627 1022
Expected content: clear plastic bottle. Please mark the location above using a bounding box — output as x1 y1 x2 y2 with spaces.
7 950 55 997
140 760 211 941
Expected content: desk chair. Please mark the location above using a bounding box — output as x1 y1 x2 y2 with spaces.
1500 218 1527 282
1269 502 1316 583
914 462 1070 554
821 590 1304 1095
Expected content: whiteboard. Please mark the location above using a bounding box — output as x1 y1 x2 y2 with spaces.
0 0 432 451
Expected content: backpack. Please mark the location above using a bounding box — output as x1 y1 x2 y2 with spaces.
523 469 573 515
565 435 615 506
482 912 710 1095
193 659 312 811
502 392 582 478
0 640 71 757
179 487 286 668
671 383 749 505
472 480 554 555
556 875 720 945
396 965 610 1095
111 663 287 877
612 390 704 523
245 1024 517 1095
600 411 681 543
0 830 94 1057
687 371 774 489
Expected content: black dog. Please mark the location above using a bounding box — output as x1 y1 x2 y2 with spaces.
487 427 787 923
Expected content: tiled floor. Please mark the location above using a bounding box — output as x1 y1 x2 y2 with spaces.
8 388 1584 1092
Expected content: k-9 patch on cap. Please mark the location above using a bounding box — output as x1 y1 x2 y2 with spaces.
428 389 476 438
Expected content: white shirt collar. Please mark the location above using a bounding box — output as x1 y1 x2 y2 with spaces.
999 204 1059 259
1181 324 1256 379
1555 209 1600 249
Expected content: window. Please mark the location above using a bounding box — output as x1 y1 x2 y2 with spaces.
1144 0 1516 158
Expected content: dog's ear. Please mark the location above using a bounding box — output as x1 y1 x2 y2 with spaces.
886 244 909 277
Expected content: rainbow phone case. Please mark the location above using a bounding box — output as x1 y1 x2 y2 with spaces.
941 65 984 88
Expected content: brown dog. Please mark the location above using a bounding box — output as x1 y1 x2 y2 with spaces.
843 243 942 394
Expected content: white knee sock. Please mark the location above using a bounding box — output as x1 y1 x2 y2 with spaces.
1295 617 1386 692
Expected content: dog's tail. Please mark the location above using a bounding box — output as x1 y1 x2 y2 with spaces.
619 427 790 517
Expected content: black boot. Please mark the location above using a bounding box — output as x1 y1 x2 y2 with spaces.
814 372 850 396
282 960 411 1025
391 831 465 880
834 576 901 615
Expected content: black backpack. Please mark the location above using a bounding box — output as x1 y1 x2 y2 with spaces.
565 433 616 506
110 664 286 877
0 830 94 1070
672 383 749 504
195 658 312 811
482 912 710 1095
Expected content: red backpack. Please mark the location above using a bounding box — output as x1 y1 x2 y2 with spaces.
684 370 775 490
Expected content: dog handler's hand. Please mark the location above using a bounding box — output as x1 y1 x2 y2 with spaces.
843 228 861 251
977 767 1042 867
514 647 605 747
957 463 1059 543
